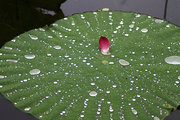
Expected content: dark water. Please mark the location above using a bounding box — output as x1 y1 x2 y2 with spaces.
0 0 180 120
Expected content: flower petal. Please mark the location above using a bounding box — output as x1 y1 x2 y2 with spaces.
99 36 111 55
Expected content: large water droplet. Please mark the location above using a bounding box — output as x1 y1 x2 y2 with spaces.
0 75 5 79
141 28 148 33
30 69 41 75
119 59 130 66
6 59 18 63
165 56 180 65
89 91 97 97
24 55 36 59
24 107 31 111
53 45 61 50
154 116 160 120
131 107 138 115
29 34 38 40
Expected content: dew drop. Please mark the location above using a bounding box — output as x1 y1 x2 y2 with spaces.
131 107 138 115
0 53 2 56
6 59 18 63
155 19 164 23
24 107 31 111
89 91 97 97
0 75 5 79
53 45 61 50
90 83 95 86
178 76 180 80
175 81 179 84
80 115 84 118
109 62 114 65
0 85 3 88
165 56 180 65
154 116 160 120
4 47 13 50
141 28 148 33
30 69 41 75
29 34 38 40
24 55 36 59
119 59 130 66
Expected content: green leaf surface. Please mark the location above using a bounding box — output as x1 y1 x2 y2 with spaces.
0 11 180 120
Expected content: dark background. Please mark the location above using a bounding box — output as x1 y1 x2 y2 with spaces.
0 0 180 120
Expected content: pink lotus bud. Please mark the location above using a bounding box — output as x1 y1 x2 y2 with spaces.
99 36 111 55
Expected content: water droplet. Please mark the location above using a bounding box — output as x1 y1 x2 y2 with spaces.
24 55 35 59
80 115 84 118
178 76 180 80
90 83 95 86
4 47 13 50
0 53 2 56
141 28 148 33
131 107 138 115
112 85 117 88
65 72 69 75
106 91 110 94
175 81 179 84
47 53 52 56
0 75 5 79
89 91 97 97
30 69 41 75
24 107 31 111
165 56 180 65
6 59 18 63
0 85 3 88
155 19 164 23
154 116 160 120
109 62 114 65
129 24 134 28
53 45 61 50
29 34 38 40
119 59 130 66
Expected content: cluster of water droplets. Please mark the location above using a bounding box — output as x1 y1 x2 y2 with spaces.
0 11 179 120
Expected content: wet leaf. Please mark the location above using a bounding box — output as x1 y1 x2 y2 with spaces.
0 11 180 120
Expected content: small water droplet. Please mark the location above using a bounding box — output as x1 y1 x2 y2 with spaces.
53 45 61 50
165 56 180 65
24 55 35 59
0 75 5 79
30 69 41 75
141 28 148 33
0 53 2 56
4 47 13 50
155 19 164 23
89 91 97 97
29 34 38 40
80 115 84 118
131 107 138 115
119 59 130 66
109 62 114 65
47 53 52 56
24 107 31 111
0 85 3 88
178 76 180 80
129 24 134 28
6 59 18 63
106 91 110 94
175 81 179 84
90 83 95 86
